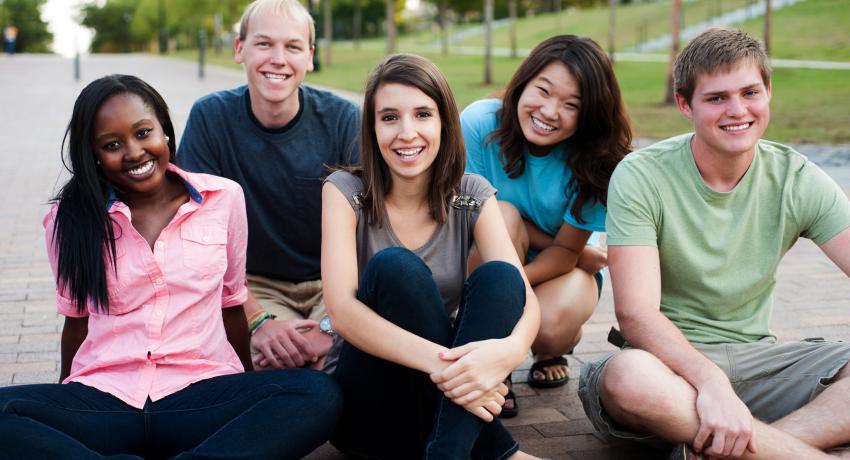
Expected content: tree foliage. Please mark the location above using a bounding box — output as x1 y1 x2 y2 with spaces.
1 0 53 53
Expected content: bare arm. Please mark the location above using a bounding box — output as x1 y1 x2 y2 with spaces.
609 245 755 457
523 220 591 285
223 305 254 371
59 316 88 382
818 227 850 275
321 182 448 374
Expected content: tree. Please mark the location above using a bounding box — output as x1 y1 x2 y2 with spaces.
663 0 682 105
763 0 772 56
483 0 493 84
81 0 145 53
0 0 52 53
323 0 332 66
386 0 396 54
608 0 616 62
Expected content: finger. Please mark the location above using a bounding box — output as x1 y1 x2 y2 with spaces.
747 433 758 454
483 400 502 416
439 343 475 361
706 432 725 458
433 362 469 389
731 433 749 458
451 388 484 406
692 425 712 452
497 383 508 397
288 329 317 362
465 405 493 422
270 340 299 368
257 344 283 368
290 319 320 330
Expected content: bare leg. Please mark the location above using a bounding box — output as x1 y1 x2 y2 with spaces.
600 349 838 459
530 269 597 381
772 363 850 450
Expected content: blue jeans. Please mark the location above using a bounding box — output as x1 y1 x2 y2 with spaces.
332 247 525 460
0 369 341 459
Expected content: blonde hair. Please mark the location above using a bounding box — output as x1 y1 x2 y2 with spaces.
238 0 316 47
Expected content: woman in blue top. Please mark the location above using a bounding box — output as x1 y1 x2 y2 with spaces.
462 35 631 414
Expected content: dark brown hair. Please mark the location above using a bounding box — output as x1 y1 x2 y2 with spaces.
357 53 465 226
674 27 771 104
491 35 631 223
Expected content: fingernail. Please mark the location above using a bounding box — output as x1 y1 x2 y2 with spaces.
438 352 445 358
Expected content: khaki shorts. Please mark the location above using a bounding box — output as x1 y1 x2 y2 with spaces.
246 274 325 322
578 338 850 445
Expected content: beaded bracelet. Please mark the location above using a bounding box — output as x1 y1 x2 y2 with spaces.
249 311 277 336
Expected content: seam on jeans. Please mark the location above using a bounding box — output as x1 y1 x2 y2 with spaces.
423 396 447 459
494 441 519 460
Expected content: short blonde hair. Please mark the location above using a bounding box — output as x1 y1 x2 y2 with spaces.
674 27 771 104
238 0 316 47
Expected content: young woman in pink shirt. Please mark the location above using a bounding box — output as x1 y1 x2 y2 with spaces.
0 75 341 459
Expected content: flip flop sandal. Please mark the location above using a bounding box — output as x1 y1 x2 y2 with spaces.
499 375 518 419
527 355 569 388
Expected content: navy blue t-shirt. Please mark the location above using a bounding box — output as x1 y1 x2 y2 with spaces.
178 85 360 282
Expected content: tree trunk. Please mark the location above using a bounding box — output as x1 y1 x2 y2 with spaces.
353 0 361 50
386 0 396 54
663 0 682 105
323 0 332 66
509 0 517 58
554 0 562 32
439 0 449 56
608 0 616 63
764 0 772 55
483 0 493 84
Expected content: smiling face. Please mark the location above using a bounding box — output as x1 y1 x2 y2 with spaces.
93 93 171 201
676 61 771 160
235 11 314 124
373 83 442 184
516 61 581 156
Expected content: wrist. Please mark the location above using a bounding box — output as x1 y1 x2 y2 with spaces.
248 311 277 336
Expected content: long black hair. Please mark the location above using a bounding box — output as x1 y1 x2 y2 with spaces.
52 75 176 314
490 35 631 223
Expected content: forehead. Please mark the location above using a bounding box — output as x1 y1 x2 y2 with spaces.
531 61 579 96
94 93 155 130
246 9 310 41
374 83 436 107
693 61 765 93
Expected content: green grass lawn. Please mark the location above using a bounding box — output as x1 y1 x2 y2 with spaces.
174 0 850 143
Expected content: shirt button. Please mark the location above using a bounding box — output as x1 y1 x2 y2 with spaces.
202 235 210 243
154 310 163 317
155 278 164 286
146 360 153 367
155 241 164 249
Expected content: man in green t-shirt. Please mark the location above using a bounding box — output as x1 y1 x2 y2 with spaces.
579 28 850 460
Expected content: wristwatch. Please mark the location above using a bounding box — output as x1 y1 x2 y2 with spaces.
319 314 335 336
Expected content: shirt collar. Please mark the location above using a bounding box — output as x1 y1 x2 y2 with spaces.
105 163 220 212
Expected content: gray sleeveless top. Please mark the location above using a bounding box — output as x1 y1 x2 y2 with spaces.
322 170 497 373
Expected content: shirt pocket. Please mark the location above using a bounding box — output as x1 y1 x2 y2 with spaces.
104 242 139 315
181 221 228 276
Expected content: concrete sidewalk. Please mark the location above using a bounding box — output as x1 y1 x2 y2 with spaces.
1 54 849 459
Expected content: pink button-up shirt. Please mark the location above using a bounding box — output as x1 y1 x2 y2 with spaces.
44 164 249 409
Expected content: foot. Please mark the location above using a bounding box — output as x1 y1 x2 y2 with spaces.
499 376 518 418
528 354 569 388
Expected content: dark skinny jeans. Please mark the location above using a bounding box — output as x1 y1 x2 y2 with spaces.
332 247 526 460
0 368 341 459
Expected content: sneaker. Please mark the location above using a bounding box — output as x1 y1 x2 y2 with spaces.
668 443 704 460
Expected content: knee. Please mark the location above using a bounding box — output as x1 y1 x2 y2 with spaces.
497 201 528 247
469 261 524 305
600 350 666 417
300 371 344 421
363 247 430 285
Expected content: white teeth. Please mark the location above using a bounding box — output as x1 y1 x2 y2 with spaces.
263 72 288 81
722 123 750 132
128 160 154 176
396 147 423 157
531 116 556 132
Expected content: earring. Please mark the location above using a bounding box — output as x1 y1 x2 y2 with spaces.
96 160 101 165
165 135 170 142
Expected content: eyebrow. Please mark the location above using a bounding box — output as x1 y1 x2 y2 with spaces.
537 76 581 100
376 105 436 113
252 33 306 44
94 119 153 143
700 82 763 97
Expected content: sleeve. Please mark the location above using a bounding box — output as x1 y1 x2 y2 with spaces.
324 170 364 211
221 183 249 307
460 101 492 176
563 193 607 233
177 101 222 176
460 173 497 202
43 205 88 318
793 162 850 245
605 160 662 246
339 102 362 167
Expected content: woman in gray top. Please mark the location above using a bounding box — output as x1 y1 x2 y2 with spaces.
321 54 542 460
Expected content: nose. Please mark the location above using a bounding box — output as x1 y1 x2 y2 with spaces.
725 96 747 117
124 138 146 162
270 44 287 66
540 98 558 120
398 117 417 141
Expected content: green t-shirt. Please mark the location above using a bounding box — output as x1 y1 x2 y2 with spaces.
607 134 850 343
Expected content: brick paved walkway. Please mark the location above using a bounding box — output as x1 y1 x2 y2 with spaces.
1 54 848 459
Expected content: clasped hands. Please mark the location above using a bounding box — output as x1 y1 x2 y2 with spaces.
429 337 525 422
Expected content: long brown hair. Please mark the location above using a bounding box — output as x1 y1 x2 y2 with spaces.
357 53 465 226
491 35 631 223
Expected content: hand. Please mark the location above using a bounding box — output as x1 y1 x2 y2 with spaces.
251 318 319 369
693 377 758 458
429 337 525 406
459 382 509 422
576 245 607 274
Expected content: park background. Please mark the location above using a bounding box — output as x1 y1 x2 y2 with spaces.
1 0 849 458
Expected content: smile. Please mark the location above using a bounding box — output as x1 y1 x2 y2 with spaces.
394 147 424 160
263 72 290 81
721 122 752 132
531 116 556 132
127 160 155 177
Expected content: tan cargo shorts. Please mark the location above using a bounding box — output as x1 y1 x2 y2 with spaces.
246 273 325 322
578 338 850 444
